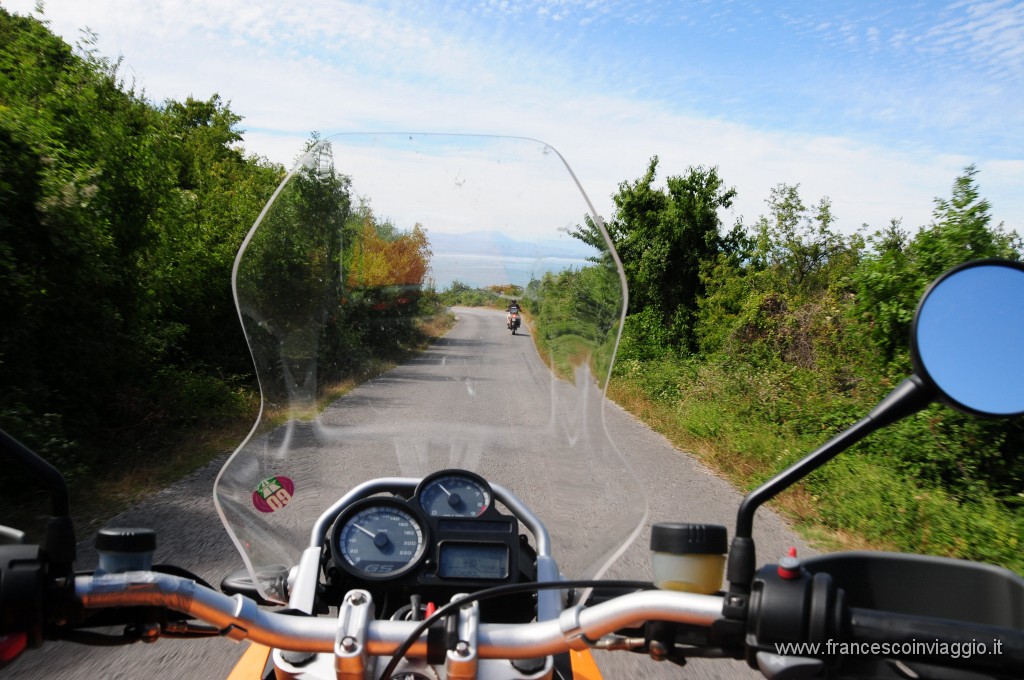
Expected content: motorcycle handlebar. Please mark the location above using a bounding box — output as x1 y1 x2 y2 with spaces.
76 571 723 657
74 571 1024 677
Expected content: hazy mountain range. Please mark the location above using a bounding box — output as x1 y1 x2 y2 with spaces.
427 230 597 259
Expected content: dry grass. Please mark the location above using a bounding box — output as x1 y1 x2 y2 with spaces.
418 311 457 338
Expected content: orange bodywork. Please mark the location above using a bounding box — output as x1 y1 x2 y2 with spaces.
570 648 604 679
226 643 604 679
226 642 272 680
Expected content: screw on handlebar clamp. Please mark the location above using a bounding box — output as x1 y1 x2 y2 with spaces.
445 594 479 680
333 589 372 680
644 620 690 667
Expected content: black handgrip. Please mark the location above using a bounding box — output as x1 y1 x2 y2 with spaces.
850 607 1024 677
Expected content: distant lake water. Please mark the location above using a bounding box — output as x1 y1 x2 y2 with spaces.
427 252 592 290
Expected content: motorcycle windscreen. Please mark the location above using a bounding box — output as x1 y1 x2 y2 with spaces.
214 134 647 603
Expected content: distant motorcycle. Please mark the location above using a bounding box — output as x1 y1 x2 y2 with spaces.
508 310 521 334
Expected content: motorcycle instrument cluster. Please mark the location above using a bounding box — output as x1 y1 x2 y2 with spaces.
327 470 533 604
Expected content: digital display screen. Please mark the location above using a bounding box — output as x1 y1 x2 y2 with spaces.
438 519 512 534
438 543 509 580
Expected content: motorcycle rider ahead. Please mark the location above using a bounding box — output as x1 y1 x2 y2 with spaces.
506 299 521 329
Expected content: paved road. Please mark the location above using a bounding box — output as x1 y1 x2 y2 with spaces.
7 307 810 679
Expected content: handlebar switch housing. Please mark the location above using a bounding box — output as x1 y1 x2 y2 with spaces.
0 544 46 650
744 563 847 670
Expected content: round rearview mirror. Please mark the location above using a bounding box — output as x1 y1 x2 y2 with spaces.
911 259 1024 417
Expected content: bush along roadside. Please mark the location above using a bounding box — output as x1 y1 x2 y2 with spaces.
584 161 1022 574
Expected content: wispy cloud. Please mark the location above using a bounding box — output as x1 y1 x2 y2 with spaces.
3 0 1022 236
928 0 1024 80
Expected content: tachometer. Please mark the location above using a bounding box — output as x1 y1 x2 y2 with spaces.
416 470 492 518
331 499 427 580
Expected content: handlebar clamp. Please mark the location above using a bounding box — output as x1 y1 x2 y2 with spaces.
559 604 597 651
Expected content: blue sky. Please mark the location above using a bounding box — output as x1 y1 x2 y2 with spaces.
4 0 1023 236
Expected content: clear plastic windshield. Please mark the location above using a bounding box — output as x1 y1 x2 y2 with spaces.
213 134 646 603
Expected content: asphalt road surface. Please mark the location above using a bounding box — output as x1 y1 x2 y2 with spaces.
7 307 811 679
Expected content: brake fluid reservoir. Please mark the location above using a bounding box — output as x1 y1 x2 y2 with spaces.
650 523 727 594
95 527 156 575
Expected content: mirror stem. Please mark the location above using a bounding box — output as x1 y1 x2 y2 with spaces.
723 376 933 620
0 429 70 518
0 428 76 573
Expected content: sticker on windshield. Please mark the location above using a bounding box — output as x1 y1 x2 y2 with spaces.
252 476 295 513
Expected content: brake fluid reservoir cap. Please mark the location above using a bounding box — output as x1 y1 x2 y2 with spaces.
650 523 728 594
95 527 156 575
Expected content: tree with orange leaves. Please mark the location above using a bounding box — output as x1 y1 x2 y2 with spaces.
347 213 431 291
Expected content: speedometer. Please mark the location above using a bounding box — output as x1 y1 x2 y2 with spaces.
331 499 427 580
416 470 492 518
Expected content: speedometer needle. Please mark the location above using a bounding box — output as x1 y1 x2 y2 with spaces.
438 484 452 496
352 523 377 539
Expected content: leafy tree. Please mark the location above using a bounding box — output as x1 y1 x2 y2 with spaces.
571 157 738 349
438 280 494 307
348 220 431 289
854 166 1022 364
0 10 280 473
751 185 850 294
235 142 353 409
696 183 861 380
529 261 624 385
1 8 169 453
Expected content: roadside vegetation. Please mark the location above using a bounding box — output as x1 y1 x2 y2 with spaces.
2 11 1020 573
2 11 274 470
568 158 1023 573
0 11 442 538
439 281 523 308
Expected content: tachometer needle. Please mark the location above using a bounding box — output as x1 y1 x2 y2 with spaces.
438 484 452 496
